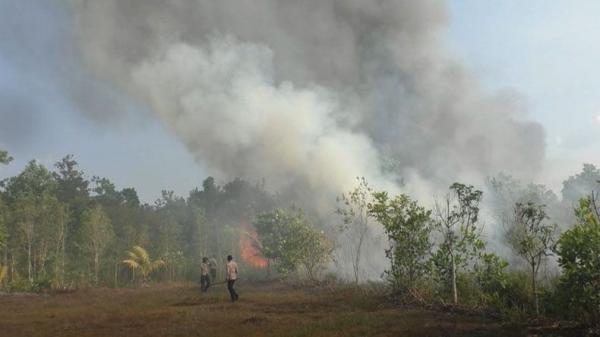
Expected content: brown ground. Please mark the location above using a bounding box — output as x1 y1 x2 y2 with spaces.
0 282 540 337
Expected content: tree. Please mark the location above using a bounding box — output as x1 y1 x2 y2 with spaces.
0 150 12 165
254 208 296 273
432 183 485 305
0 149 9 280
296 225 332 281
54 155 90 285
555 195 600 324
561 164 600 205
336 177 374 284
254 208 331 279
82 205 114 285
122 246 165 283
369 192 432 292
3 161 60 284
506 201 557 315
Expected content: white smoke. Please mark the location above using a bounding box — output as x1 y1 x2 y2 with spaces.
69 0 547 280
131 38 393 201
70 0 544 201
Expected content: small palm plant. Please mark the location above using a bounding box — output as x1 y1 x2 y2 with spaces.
122 246 165 284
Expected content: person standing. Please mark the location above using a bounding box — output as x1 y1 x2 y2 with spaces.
200 257 211 292
209 256 218 281
226 255 239 302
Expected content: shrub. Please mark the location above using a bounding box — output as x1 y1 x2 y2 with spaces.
554 197 600 325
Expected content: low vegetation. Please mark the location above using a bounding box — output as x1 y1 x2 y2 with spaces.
0 282 561 337
1 149 600 331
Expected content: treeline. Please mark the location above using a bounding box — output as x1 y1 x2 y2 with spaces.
1 148 599 325
329 172 600 325
0 152 276 290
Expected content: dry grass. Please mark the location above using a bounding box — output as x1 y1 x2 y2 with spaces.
0 282 527 337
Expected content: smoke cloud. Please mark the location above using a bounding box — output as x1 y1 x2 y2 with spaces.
70 0 544 203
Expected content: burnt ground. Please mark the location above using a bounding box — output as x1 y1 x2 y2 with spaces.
0 282 587 337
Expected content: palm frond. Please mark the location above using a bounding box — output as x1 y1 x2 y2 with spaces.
127 251 139 261
131 246 150 263
149 260 165 273
122 259 140 269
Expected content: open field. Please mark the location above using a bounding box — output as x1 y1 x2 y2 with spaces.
0 282 549 337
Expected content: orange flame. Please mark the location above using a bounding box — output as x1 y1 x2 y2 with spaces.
239 219 268 268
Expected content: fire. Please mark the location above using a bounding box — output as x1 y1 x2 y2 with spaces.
239 219 268 268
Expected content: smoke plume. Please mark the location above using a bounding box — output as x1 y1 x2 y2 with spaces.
70 0 544 202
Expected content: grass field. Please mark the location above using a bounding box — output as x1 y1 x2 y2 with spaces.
0 282 550 337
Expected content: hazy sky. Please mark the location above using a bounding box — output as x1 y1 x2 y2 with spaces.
0 0 598 202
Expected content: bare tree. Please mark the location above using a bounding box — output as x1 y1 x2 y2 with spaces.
507 201 557 315
336 177 374 284
433 183 484 305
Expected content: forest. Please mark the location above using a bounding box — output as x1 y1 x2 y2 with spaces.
0 149 599 329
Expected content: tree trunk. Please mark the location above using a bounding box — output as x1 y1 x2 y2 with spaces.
94 251 99 286
354 225 367 285
61 235 66 287
532 262 539 315
451 252 458 305
27 239 32 283
114 259 118 288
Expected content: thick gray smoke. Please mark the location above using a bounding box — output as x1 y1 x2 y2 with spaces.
69 1 546 280
70 0 545 200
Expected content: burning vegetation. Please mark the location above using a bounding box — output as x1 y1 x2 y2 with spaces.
239 220 268 269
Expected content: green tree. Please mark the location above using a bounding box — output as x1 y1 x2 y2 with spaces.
0 149 8 277
254 208 331 279
555 195 600 324
336 177 374 284
0 150 12 165
506 201 556 315
122 246 165 283
3 161 60 284
54 155 90 285
369 192 432 292
474 253 509 307
82 205 114 285
432 183 485 305
296 225 332 281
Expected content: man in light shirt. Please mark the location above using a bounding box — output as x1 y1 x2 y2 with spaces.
226 255 239 302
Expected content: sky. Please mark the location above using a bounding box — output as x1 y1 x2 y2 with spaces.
0 0 598 202
447 0 600 186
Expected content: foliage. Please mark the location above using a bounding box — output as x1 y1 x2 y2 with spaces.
122 245 165 283
0 149 12 165
474 253 509 301
81 205 114 285
561 163 600 205
296 225 333 281
506 201 557 315
369 191 432 292
254 208 331 279
555 196 600 324
432 183 485 304
336 177 374 284
0 265 6 284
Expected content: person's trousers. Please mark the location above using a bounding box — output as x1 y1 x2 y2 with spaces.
227 280 238 301
200 275 210 292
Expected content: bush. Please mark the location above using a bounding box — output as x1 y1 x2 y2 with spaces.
554 197 600 325
9 277 53 293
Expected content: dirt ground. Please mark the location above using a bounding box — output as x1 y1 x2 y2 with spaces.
0 282 554 337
